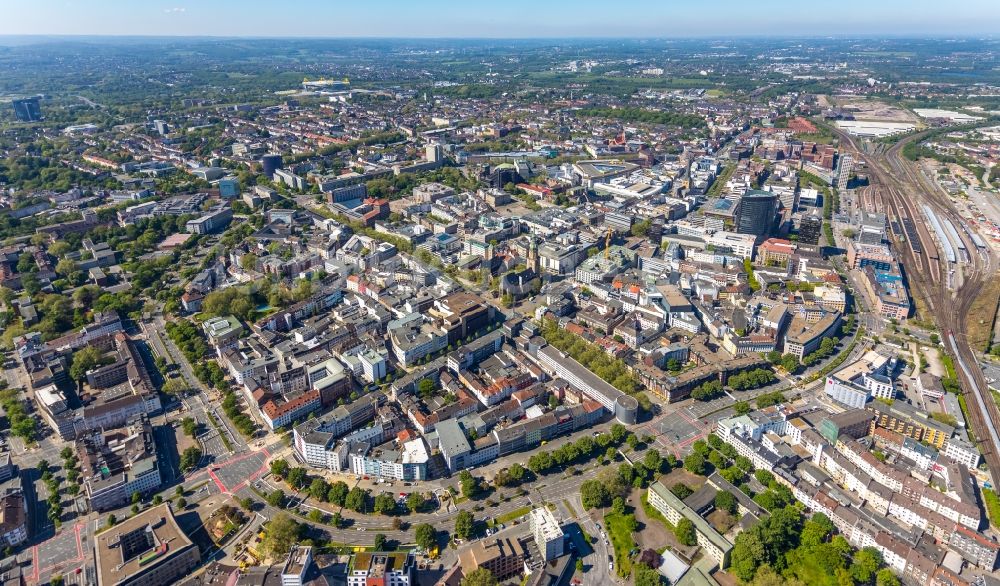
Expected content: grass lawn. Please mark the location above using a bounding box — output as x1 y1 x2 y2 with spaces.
957 395 976 442
984 488 1000 529
490 505 533 527
604 512 637 578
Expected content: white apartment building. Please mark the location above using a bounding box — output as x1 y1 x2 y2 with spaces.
348 552 416 586
281 546 312 586
530 507 565 562
359 348 388 383
350 438 429 481
943 438 980 470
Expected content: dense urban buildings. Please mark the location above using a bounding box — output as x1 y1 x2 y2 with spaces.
0 25 998 586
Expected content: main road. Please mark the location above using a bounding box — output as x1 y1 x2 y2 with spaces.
141 307 248 454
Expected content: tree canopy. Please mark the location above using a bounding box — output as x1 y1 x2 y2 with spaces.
261 513 303 558
460 568 498 586
414 523 436 551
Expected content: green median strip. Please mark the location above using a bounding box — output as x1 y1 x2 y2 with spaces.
490 505 533 527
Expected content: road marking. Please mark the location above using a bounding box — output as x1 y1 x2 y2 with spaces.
228 448 271 493
208 469 227 492
74 522 83 559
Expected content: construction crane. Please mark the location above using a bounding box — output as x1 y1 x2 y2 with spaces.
604 227 614 259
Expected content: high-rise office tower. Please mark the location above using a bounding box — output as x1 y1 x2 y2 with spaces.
837 153 853 191
529 507 565 562
736 190 778 238
426 143 444 164
799 213 823 245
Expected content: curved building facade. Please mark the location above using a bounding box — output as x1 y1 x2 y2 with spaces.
615 395 639 425
261 153 283 179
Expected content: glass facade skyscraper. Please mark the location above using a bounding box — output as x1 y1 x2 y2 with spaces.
736 190 777 238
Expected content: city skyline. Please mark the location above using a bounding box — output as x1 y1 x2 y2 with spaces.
1 6 999 585
2 0 1000 38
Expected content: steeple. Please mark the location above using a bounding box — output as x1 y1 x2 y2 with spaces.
528 237 540 274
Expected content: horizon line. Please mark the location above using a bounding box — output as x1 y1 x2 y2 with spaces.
0 33 998 41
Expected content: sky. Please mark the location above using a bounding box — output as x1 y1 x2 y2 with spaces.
2 0 999 38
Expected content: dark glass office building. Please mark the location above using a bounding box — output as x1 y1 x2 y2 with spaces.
260 154 283 179
12 97 42 122
735 190 778 238
798 214 823 245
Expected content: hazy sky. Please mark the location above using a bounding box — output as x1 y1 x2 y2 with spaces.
2 0 999 38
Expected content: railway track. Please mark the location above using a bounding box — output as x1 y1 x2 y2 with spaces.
836 127 1000 481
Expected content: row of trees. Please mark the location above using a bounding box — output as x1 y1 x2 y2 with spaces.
802 336 841 367
458 470 484 499
756 391 787 409
181 417 199 438
690 380 724 401
454 509 476 541
0 388 37 441
270 459 429 515
221 391 257 438
260 512 304 558
40 448 86 529
728 368 776 391
539 319 640 394
527 423 631 475
194 361 228 391
179 447 202 472
40 459 64 527
164 319 208 364
765 351 803 373
257 511 437 559
491 462 527 488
